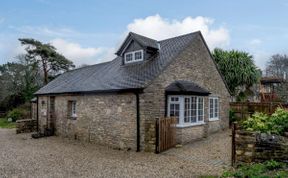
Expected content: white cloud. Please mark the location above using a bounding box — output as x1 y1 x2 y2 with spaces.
249 39 262 46
127 14 230 49
50 38 115 66
9 25 77 38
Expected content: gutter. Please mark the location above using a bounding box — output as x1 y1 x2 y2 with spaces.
135 92 140 152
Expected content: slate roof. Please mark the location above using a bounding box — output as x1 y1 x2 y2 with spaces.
129 32 159 49
35 31 207 95
115 32 159 55
165 81 210 96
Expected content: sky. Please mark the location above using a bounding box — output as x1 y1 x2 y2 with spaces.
1 0 288 69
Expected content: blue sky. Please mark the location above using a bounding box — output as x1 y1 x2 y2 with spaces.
1 0 288 69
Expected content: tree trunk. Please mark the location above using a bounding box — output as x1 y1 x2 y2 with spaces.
42 59 48 85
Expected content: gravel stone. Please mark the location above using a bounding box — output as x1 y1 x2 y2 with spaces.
0 129 231 177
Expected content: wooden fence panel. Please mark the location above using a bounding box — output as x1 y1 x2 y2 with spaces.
230 102 288 121
156 117 177 153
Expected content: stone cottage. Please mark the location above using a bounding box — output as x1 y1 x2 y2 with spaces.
34 31 231 152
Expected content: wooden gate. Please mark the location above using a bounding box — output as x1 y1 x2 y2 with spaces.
155 117 177 153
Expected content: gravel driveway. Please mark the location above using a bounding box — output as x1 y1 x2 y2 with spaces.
0 129 231 178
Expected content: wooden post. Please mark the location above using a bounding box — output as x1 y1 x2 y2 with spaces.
155 118 159 154
231 122 237 167
241 103 244 120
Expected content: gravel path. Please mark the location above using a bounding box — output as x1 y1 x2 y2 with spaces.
0 129 231 178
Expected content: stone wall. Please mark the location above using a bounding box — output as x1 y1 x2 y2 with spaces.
141 34 230 152
38 93 137 150
234 130 288 165
176 124 206 144
31 102 37 120
16 119 37 134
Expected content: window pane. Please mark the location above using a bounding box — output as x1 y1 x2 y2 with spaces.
169 103 180 124
171 96 179 102
125 53 133 62
135 51 142 60
184 98 190 123
198 98 204 121
215 98 219 118
191 115 197 123
191 97 197 123
69 101 77 117
209 98 214 118
175 104 179 110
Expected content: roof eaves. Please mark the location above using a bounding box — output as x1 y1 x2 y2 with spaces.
35 88 144 96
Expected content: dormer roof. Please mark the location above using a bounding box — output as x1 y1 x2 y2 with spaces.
116 32 159 56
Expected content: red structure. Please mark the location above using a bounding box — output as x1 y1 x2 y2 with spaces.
260 77 284 102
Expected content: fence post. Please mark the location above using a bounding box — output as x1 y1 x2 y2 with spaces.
155 117 159 154
231 122 237 167
241 103 244 120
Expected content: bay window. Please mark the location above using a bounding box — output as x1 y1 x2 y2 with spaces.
168 95 204 127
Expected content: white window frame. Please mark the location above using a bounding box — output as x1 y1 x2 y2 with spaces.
209 97 219 121
124 50 144 64
167 95 205 128
70 101 77 118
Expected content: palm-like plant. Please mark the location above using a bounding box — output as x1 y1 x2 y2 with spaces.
212 48 261 99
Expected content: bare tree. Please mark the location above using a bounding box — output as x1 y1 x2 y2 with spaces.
266 54 288 78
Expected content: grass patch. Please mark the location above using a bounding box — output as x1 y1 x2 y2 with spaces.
222 160 288 178
0 118 16 129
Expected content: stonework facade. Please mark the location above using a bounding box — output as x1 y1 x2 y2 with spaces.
140 34 230 151
36 33 230 152
38 94 137 150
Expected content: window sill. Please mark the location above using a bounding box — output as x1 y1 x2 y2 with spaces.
209 118 219 122
69 116 77 120
176 122 205 128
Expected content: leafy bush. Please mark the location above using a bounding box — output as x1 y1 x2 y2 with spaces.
6 108 29 122
229 109 237 123
270 108 288 135
242 112 270 132
265 160 284 170
241 108 288 135
222 160 287 178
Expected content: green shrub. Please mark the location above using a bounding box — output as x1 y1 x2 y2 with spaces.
241 108 288 135
229 109 237 123
222 160 288 178
265 160 284 170
242 112 270 132
270 108 288 135
6 108 29 122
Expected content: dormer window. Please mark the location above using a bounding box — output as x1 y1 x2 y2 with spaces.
124 50 144 64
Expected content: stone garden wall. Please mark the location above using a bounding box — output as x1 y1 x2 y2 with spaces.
234 129 288 165
16 119 37 134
